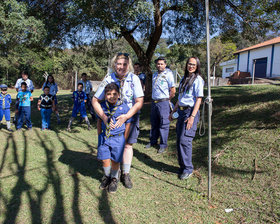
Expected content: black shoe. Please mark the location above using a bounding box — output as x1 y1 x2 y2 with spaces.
99 176 111 189
121 173 133 189
108 178 118 193
158 147 167 154
180 172 193 180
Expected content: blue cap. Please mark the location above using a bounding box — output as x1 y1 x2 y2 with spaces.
0 84 8 89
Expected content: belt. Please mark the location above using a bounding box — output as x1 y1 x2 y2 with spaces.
152 98 169 103
179 106 191 110
109 133 123 137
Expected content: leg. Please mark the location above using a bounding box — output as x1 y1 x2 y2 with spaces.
84 116 92 130
24 106 32 129
17 107 24 129
67 117 75 130
150 103 160 145
54 96 60 123
99 159 111 189
158 101 171 151
46 109 52 129
108 160 120 193
41 109 47 129
121 143 133 189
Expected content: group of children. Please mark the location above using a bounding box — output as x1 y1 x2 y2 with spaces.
0 72 138 194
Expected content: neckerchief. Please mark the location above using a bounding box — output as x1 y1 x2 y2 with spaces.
0 93 6 109
105 100 121 139
115 73 128 103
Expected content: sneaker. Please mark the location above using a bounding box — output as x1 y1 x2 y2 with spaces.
67 127 71 132
145 143 157 149
121 173 133 189
99 175 111 189
158 147 167 154
180 172 193 180
88 126 92 130
108 178 118 193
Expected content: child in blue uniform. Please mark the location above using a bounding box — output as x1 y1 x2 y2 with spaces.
37 86 55 130
67 83 91 131
0 84 12 131
97 83 131 193
16 82 33 130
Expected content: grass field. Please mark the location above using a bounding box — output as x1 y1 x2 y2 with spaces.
0 85 279 224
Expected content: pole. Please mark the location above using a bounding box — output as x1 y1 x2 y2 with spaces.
252 60 256 85
75 71 78 91
213 65 216 86
205 0 212 200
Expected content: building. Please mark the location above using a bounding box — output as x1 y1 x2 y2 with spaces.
220 59 238 78
234 36 280 78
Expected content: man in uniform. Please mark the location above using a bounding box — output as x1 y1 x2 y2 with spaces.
146 57 176 153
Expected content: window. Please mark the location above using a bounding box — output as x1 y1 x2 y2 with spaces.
226 67 234 73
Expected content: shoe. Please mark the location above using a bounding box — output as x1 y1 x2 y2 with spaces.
7 128 13 132
99 176 111 189
108 178 118 193
145 143 157 149
88 126 92 130
67 127 71 132
180 172 193 180
158 147 167 154
121 173 133 189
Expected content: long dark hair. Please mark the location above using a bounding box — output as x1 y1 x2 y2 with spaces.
179 57 201 93
46 75 55 85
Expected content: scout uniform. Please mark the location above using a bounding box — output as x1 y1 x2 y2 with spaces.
95 72 144 144
150 68 175 149
98 100 131 163
176 75 204 175
71 90 88 118
0 85 12 130
16 90 32 129
39 93 54 129
78 79 95 119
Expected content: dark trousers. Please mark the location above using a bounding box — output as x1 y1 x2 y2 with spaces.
176 107 199 174
86 94 95 120
150 100 170 149
17 106 32 129
41 108 52 129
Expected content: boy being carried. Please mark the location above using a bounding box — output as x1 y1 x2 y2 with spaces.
97 83 131 193
0 84 12 131
67 83 91 131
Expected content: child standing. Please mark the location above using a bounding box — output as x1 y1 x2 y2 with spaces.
0 84 13 132
16 82 33 130
42 75 61 123
37 86 55 130
67 83 91 131
97 83 131 193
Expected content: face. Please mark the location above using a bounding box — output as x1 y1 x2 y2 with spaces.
22 74 28 81
78 84 83 91
82 75 87 81
187 58 197 74
134 64 140 75
44 88 50 95
115 58 129 77
21 85 27 91
1 89 7 94
156 60 166 73
48 76 54 83
105 89 119 105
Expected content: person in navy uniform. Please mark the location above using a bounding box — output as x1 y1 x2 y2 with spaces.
170 57 204 180
0 84 13 131
134 62 146 91
93 53 144 189
42 75 61 123
67 83 92 131
97 83 131 193
146 57 176 153
78 73 95 121
37 86 55 130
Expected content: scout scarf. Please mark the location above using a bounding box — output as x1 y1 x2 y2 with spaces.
105 100 121 139
115 73 128 103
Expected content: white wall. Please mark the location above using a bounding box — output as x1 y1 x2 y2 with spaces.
222 64 237 78
249 46 272 77
272 43 280 77
238 52 248 72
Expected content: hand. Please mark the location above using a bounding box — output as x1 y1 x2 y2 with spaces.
185 116 194 130
169 113 173 121
115 114 128 128
109 120 115 130
102 114 109 125
38 107 41 111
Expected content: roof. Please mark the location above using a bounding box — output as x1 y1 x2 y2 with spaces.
234 36 280 54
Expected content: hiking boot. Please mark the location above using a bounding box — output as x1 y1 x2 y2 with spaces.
121 173 133 189
108 178 118 193
99 175 111 189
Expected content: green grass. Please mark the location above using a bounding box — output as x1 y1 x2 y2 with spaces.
0 85 279 223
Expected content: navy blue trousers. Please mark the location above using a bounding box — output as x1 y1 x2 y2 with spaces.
150 100 170 149
176 108 199 174
41 108 52 129
17 106 32 129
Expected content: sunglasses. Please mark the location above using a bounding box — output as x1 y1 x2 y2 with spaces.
117 52 129 57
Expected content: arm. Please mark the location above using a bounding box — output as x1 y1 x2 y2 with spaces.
115 96 144 128
37 99 41 111
97 118 102 135
169 87 176 100
124 123 131 141
185 97 202 130
92 97 108 124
